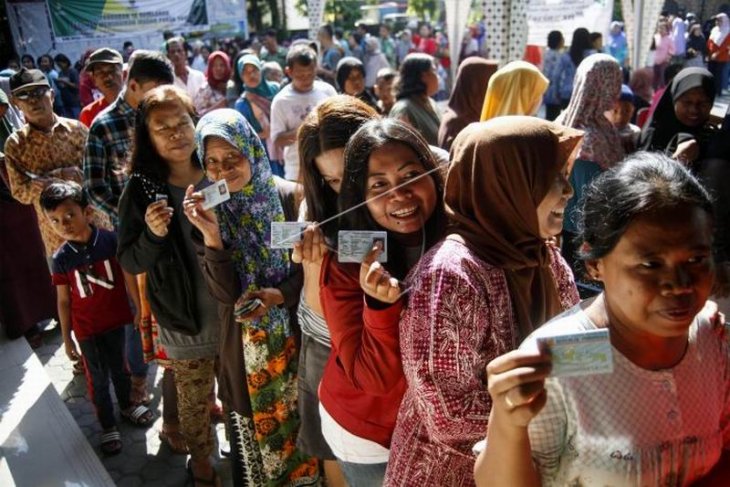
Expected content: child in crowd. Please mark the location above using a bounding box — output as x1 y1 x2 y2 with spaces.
374 67 396 115
605 84 641 154
42 181 153 457
476 153 730 485
269 45 336 181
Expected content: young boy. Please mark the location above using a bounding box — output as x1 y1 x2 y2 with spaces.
374 67 396 115
41 181 153 456
605 84 641 154
269 44 336 181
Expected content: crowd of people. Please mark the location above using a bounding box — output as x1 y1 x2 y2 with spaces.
1 10 730 487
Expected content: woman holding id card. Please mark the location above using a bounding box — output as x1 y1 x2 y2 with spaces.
477 153 730 485
183 108 319 486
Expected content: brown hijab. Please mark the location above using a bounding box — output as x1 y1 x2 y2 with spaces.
446 116 583 340
437 58 498 151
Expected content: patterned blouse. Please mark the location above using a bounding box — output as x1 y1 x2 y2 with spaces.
384 237 579 487
523 307 730 486
5 117 109 255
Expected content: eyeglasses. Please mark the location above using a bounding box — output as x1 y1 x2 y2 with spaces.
14 87 50 101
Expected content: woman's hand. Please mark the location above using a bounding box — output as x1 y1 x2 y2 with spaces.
234 288 284 321
486 349 552 428
292 225 328 264
183 184 223 249
359 241 402 304
145 200 174 238
673 139 699 165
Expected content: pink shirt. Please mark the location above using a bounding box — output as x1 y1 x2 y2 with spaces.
654 34 675 65
384 238 579 486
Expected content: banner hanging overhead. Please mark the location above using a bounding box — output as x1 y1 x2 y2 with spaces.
526 0 614 46
46 0 209 40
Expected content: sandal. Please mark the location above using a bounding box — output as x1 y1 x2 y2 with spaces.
159 423 189 454
130 375 151 406
100 429 122 456
121 404 154 427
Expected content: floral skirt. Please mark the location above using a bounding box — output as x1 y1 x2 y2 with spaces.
236 321 319 486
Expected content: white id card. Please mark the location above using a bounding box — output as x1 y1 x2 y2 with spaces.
337 231 387 264
537 328 614 378
270 222 310 249
200 179 231 210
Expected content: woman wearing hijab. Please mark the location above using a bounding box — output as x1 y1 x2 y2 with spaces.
708 13 730 95
686 23 708 68
607 21 628 67
335 57 380 111
639 67 719 161
184 109 319 486
193 50 232 116
479 60 549 122
437 57 498 150
234 54 281 175
672 16 687 60
556 54 623 283
383 116 581 486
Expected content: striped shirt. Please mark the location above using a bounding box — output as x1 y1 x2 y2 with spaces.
297 291 331 346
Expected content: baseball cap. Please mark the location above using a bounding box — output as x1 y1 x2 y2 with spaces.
9 68 50 94
86 48 123 71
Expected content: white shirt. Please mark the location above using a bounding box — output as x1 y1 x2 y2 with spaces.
319 403 390 463
522 306 730 486
173 67 206 100
269 80 336 181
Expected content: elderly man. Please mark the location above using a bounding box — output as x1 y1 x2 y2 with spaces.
4 68 108 258
165 36 205 98
79 48 124 127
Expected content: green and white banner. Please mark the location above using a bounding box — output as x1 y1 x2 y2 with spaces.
46 0 209 40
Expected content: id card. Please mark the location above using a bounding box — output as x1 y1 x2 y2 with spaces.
537 328 614 378
270 222 310 249
337 231 387 263
201 179 231 210
155 193 168 203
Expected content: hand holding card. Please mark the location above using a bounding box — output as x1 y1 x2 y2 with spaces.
338 231 387 264
537 328 614 378
271 221 310 249
182 184 223 249
200 179 231 210
359 240 401 304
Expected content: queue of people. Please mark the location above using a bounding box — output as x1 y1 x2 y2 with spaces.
1 14 730 487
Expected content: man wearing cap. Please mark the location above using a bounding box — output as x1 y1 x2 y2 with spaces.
3 68 108 257
84 49 174 227
79 48 124 127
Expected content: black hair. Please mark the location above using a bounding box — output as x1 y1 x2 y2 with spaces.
285 44 317 68
130 85 199 182
376 67 396 83
53 53 71 67
589 32 603 45
547 31 564 50
577 152 712 260
21 54 35 68
336 57 365 93
664 62 685 86
264 28 277 39
395 53 434 100
320 24 334 39
123 41 134 49
37 54 54 68
569 28 592 67
162 30 175 41
335 27 345 38
298 95 379 241
339 119 446 279
127 50 174 85
40 181 88 211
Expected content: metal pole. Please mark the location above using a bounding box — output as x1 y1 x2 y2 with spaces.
633 0 644 70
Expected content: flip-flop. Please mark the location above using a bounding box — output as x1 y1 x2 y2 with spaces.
72 360 85 375
100 429 122 456
121 404 154 427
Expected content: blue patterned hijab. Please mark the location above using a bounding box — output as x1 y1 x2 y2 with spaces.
195 109 289 326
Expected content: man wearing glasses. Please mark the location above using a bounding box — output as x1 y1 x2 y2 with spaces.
3 67 107 259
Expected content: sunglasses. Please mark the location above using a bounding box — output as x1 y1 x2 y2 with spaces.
14 87 50 101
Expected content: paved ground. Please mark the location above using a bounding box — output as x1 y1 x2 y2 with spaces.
34 325 233 486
